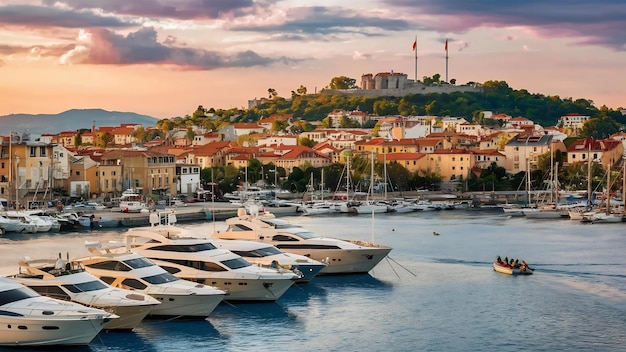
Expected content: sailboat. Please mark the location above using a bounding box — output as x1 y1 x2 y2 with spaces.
583 159 625 223
298 171 338 216
354 152 388 215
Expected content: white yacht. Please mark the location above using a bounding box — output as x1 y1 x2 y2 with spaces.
124 226 300 301
213 209 392 275
4 211 53 232
9 254 160 330
0 276 115 346
77 246 225 318
209 238 327 283
0 215 33 234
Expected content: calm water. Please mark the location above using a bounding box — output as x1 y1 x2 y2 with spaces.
1 210 625 351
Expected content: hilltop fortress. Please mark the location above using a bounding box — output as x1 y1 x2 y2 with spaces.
322 71 483 98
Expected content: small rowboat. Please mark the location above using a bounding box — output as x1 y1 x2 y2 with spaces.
493 261 534 275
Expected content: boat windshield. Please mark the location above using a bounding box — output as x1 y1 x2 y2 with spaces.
124 257 156 269
0 287 39 305
142 272 179 285
261 218 300 229
282 230 320 240
232 246 282 258
150 243 217 252
221 258 251 270
63 280 108 293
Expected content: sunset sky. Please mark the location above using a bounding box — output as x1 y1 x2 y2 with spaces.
0 0 624 120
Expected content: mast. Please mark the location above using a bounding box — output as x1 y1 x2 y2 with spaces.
321 168 324 201
606 162 611 215
587 138 592 206
383 152 388 200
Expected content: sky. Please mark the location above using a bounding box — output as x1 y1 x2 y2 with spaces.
0 0 624 120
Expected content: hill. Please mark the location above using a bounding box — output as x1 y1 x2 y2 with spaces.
0 108 159 137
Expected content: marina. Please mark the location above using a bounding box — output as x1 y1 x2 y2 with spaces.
0 210 624 351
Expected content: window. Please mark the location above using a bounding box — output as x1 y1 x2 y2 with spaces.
121 278 147 290
86 260 130 271
30 147 36 157
30 286 70 301
76 171 81 176
40 147 46 157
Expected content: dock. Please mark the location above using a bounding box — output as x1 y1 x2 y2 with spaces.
90 203 241 228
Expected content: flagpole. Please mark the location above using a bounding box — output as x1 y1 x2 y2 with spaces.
414 35 418 83
445 38 449 83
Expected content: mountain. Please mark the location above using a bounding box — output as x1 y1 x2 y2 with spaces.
0 108 159 137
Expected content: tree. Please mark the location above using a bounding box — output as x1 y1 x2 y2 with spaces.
186 128 195 143
271 119 289 133
299 137 316 147
192 105 207 119
156 118 174 133
296 85 307 95
328 76 357 90
268 88 278 99
132 126 148 143
98 132 114 148
579 116 621 139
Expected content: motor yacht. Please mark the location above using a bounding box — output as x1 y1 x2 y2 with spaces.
124 226 300 301
77 246 225 318
209 238 327 283
0 276 115 346
9 254 160 330
213 209 392 275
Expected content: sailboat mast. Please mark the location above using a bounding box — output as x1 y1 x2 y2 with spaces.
587 139 592 206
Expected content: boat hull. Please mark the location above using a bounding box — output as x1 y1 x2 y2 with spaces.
103 304 154 330
174 276 295 302
275 246 392 275
0 316 107 346
493 262 533 275
147 293 223 317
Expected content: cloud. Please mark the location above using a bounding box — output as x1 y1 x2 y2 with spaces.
227 6 412 36
352 51 373 60
0 4 133 28
43 0 257 20
59 27 302 69
384 0 626 51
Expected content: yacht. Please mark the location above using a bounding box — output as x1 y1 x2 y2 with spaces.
4 211 53 232
124 226 300 301
209 238 327 283
0 214 33 234
213 209 392 275
9 254 160 330
77 246 226 318
0 276 115 346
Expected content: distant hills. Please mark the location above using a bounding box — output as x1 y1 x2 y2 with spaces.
0 109 159 137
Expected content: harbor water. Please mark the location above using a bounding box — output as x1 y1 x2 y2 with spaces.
0 210 625 351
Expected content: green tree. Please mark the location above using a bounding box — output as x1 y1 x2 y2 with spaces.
271 119 289 133
192 105 207 119
328 76 357 90
296 85 307 95
299 137 316 147
132 126 148 143
580 116 621 139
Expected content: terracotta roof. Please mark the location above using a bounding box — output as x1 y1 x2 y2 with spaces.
378 152 425 161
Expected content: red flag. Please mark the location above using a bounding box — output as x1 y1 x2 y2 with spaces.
445 39 448 51
412 39 417 51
